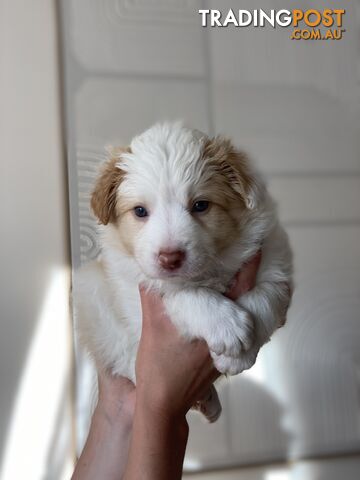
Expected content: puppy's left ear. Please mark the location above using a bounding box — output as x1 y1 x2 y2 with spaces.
91 147 129 225
204 136 262 210
226 147 261 210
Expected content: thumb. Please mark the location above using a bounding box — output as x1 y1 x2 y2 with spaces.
138 284 165 328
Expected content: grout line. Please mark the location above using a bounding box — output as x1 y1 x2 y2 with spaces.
284 219 360 228
183 448 360 476
79 69 206 84
266 171 360 179
201 0 215 136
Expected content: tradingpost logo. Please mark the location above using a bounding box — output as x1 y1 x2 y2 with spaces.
198 9 346 40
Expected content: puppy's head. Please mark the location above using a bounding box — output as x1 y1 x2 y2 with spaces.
91 123 263 281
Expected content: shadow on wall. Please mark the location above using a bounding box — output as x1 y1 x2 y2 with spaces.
185 376 291 471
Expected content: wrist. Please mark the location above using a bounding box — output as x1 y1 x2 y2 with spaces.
135 383 188 422
135 389 188 435
97 374 136 425
97 393 135 431
123 391 189 480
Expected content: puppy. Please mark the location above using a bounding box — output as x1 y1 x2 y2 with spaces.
74 122 293 422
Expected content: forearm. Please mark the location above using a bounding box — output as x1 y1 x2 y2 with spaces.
72 399 133 480
123 397 189 480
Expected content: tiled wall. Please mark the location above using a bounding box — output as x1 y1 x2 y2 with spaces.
60 0 360 470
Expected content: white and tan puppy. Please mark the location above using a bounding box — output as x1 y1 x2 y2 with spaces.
75 122 293 422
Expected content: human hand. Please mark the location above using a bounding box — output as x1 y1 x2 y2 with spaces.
136 287 219 420
97 370 136 427
226 250 262 300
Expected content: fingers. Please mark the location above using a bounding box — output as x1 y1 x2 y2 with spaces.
139 284 161 312
226 250 262 301
194 368 221 403
138 287 220 382
237 249 262 294
193 341 221 378
138 284 167 328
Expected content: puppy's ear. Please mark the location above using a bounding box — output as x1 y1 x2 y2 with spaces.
204 136 260 210
91 147 129 224
225 146 260 210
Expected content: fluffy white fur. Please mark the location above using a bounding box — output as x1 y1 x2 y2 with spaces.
74 122 293 422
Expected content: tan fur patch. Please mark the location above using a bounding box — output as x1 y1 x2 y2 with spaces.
91 147 130 225
202 136 257 209
197 203 239 252
116 211 146 256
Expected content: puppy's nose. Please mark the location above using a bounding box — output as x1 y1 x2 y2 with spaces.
158 250 185 271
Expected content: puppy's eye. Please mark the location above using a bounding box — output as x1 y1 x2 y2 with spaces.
134 206 148 218
191 200 210 213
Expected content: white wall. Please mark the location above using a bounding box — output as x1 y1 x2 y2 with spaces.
0 1 74 479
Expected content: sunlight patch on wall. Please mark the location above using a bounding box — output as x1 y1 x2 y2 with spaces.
265 468 290 480
242 352 266 385
0 268 72 480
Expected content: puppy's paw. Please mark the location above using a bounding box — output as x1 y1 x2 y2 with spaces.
193 385 222 423
206 304 254 358
212 349 258 376
203 400 222 423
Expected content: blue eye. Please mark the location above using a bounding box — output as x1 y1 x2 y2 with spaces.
134 206 148 218
192 200 210 213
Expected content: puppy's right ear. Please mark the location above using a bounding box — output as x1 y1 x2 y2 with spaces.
91 147 129 225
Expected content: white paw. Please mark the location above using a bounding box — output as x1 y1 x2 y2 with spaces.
204 401 222 423
205 304 254 358
212 348 259 375
193 386 222 423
